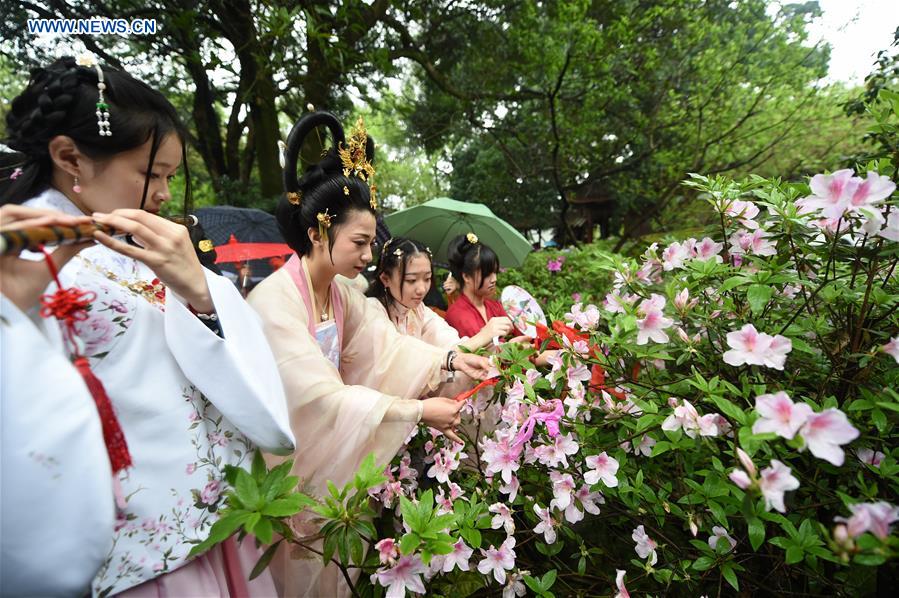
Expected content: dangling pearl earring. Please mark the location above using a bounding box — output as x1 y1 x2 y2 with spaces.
73 176 82 194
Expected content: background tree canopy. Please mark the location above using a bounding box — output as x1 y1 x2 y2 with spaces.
0 0 885 244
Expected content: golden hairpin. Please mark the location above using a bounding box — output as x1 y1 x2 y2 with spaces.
317 210 332 243
466 232 479 244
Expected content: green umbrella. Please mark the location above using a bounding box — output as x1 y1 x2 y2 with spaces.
384 197 532 268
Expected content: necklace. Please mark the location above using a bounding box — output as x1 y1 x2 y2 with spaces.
316 290 330 321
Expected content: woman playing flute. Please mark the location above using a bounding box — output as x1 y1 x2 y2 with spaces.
2 55 294 596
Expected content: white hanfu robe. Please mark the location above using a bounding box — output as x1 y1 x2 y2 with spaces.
248 255 450 597
0 295 115 597
23 189 295 596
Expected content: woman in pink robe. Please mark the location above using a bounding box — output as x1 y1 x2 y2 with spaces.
248 113 491 597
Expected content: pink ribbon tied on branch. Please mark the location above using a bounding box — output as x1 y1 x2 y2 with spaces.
511 399 564 458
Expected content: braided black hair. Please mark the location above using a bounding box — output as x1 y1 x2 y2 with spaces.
2 56 191 209
276 111 376 260
366 237 433 308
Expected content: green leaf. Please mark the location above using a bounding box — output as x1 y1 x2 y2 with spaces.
693 556 715 571
747 284 774 313
785 546 804 564
461 528 482 548
400 532 421 555
243 512 261 535
235 468 262 510
748 516 765 551
708 395 747 425
721 561 740 590
322 530 338 564
249 540 282 580
187 510 251 557
253 516 274 544
542 569 558 590
261 495 309 517
348 529 364 565
251 450 267 479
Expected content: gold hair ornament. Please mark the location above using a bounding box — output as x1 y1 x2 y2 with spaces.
466 232 479 244
338 117 377 209
287 191 302 205
317 209 332 243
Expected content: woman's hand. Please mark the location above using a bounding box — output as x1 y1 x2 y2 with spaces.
482 316 513 338
451 351 493 380
92 209 214 312
442 273 458 295
534 349 560 368
421 396 464 443
0 205 92 311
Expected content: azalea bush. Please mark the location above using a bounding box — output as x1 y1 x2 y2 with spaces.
351 161 899 596
199 94 899 597
207 159 899 597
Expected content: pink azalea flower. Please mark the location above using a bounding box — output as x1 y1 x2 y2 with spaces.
490 502 516 535
883 336 899 363
565 302 601 330
614 569 631 598
438 538 473 572
604 291 636 313
533 503 558 544
878 211 899 241
481 434 520 483
499 475 520 502
752 392 813 440
729 469 752 489
632 434 656 457
506 379 526 402
566 364 592 389
759 460 799 513
662 241 692 270
728 228 777 257
547 257 564 272
708 526 737 551
724 199 760 229
375 538 399 565
478 536 517 584
799 408 859 466
848 171 896 212
504 571 528 598
661 399 721 438
371 554 427 597
636 294 673 345
584 451 620 488
834 501 899 539
632 524 658 565
723 324 792 370
525 368 542 386
571 292 582 302
799 169 857 220
856 448 885 467
561 485 603 524
549 471 576 511
694 236 725 261
533 432 579 468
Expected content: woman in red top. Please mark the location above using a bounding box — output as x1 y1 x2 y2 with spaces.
444 232 516 339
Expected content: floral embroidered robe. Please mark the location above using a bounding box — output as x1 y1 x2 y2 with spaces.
22 189 295 596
